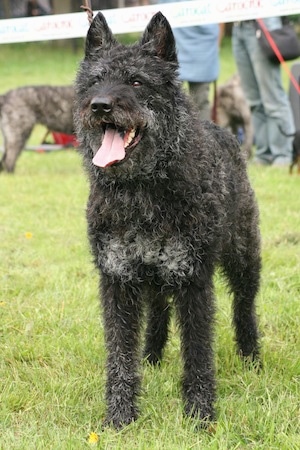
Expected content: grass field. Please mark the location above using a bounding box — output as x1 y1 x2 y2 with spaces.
1 35 300 449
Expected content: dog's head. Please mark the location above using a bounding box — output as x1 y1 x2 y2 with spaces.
74 12 180 173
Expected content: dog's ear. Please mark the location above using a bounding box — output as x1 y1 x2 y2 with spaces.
140 12 177 62
85 12 117 58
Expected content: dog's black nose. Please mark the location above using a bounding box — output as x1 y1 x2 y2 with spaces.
91 96 112 114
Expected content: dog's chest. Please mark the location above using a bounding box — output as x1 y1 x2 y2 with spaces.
96 232 194 283
89 184 200 282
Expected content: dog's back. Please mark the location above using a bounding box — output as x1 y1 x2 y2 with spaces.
1 85 74 133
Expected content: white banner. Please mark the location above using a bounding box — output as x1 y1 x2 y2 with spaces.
1 0 300 44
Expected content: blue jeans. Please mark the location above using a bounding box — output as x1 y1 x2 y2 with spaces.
232 18 294 165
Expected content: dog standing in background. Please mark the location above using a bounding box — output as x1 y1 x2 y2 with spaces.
215 74 254 159
0 85 74 172
74 12 261 429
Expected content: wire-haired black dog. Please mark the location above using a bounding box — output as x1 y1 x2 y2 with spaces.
74 12 261 429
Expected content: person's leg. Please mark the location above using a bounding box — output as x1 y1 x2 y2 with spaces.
251 42 294 165
189 82 211 120
233 21 294 165
232 22 271 164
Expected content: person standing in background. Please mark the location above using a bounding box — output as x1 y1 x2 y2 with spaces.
160 0 223 120
232 18 294 166
27 0 52 16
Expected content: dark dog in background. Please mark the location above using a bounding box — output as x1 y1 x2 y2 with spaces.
278 125 300 174
215 74 253 159
0 85 74 172
74 12 261 429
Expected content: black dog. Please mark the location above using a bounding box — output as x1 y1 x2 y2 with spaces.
278 125 300 174
74 12 261 429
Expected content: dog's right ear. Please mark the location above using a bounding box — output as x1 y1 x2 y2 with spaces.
85 12 117 58
140 12 177 63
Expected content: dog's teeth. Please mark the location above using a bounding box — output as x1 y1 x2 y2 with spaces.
124 129 136 148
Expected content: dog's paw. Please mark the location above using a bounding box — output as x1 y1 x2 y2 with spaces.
239 351 263 372
103 406 138 430
143 350 162 366
184 402 215 426
237 345 262 369
183 390 216 431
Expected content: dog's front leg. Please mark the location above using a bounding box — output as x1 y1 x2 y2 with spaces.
175 280 216 426
100 274 143 429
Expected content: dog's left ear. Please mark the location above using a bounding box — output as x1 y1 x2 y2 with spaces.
85 12 118 58
140 12 177 62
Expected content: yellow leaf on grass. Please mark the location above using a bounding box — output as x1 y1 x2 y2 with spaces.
88 432 99 444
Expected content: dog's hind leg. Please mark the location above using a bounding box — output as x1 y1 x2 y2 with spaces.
143 288 171 365
221 223 261 362
1 140 24 172
174 280 216 424
1 124 33 172
101 275 144 429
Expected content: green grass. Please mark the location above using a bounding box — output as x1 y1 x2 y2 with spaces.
1 38 300 449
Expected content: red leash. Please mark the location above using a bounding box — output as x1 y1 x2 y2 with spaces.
256 18 300 95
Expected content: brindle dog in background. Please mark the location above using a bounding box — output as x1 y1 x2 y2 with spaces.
215 74 254 159
0 85 74 172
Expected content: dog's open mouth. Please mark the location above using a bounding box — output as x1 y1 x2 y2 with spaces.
92 123 142 168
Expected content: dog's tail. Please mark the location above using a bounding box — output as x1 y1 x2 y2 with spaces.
278 124 296 138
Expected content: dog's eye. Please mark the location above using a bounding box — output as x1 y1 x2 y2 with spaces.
132 80 142 88
93 77 101 85
92 73 106 86
90 78 99 87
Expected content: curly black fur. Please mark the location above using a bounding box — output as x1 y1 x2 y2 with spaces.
74 12 262 429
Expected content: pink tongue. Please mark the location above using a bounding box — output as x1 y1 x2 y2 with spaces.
92 127 126 167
